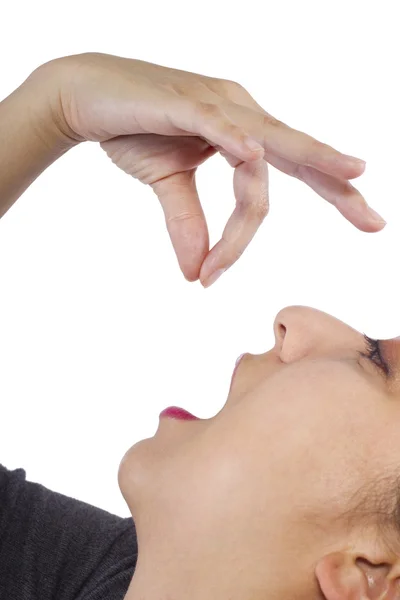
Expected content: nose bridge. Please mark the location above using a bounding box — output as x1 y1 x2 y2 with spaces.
273 305 353 360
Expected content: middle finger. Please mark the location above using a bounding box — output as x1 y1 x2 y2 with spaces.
217 88 385 228
221 100 366 181
264 151 386 231
200 156 269 287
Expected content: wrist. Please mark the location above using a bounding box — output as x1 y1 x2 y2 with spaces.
0 58 80 214
25 57 85 150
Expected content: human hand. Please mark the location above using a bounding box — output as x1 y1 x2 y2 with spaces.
35 53 385 287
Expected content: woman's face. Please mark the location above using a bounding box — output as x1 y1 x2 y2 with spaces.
119 305 400 600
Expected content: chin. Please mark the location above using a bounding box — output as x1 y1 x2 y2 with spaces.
118 436 158 511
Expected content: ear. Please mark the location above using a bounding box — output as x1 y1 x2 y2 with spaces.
315 552 400 600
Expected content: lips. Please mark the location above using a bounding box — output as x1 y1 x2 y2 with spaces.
235 353 245 367
232 353 245 379
159 406 200 421
160 355 246 420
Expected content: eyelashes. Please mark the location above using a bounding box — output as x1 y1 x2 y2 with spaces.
358 333 390 377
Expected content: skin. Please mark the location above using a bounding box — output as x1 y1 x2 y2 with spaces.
119 305 400 600
0 52 385 288
0 53 395 599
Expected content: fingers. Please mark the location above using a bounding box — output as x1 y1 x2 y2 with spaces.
220 102 366 181
170 95 366 180
199 157 269 287
263 152 386 231
151 169 210 281
167 98 266 162
114 81 367 185
209 82 368 182
220 88 386 229
208 86 385 229
198 150 385 288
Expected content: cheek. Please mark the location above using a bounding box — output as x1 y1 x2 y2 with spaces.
120 360 389 553
214 361 384 514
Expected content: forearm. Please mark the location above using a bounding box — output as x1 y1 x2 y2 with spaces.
0 63 76 218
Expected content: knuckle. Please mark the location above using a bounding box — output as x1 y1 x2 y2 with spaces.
248 200 270 220
262 113 282 128
191 79 210 93
229 245 245 263
170 82 187 96
207 77 244 95
236 198 269 222
229 123 245 137
195 101 222 118
291 163 302 179
166 211 202 224
223 78 245 92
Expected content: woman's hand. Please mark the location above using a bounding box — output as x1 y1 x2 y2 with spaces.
33 53 385 287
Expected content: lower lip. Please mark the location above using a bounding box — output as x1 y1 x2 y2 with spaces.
159 406 200 421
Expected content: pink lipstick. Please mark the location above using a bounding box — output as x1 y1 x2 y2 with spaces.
159 406 199 421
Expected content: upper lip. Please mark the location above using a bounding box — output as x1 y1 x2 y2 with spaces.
229 353 246 391
235 353 246 367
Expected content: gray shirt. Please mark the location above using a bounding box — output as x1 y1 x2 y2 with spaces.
0 464 137 599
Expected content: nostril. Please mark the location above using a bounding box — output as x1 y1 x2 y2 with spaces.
273 315 287 347
278 324 287 339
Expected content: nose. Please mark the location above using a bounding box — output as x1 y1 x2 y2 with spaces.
272 305 359 363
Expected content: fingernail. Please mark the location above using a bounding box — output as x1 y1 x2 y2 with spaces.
367 206 386 224
344 155 366 168
203 268 226 288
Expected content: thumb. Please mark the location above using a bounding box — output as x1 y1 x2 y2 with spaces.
151 169 209 282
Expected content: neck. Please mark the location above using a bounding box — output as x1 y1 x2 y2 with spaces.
124 560 273 600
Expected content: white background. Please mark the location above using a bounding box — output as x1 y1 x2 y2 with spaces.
0 0 399 517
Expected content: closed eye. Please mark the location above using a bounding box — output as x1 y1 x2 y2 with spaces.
358 334 390 378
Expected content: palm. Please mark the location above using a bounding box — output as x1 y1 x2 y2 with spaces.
101 133 254 282
101 133 216 187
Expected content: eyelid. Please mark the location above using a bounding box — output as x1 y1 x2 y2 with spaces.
374 340 389 376
360 334 391 379
377 339 396 379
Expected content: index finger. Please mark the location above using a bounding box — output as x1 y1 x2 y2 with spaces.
199 156 269 288
222 102 366 181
